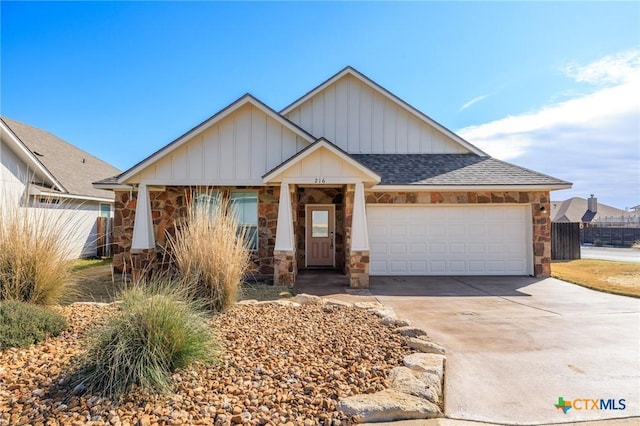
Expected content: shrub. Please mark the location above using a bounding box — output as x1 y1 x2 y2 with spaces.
75 279 218 398
0 191 79 305
0 300 67 349
166 194 252 311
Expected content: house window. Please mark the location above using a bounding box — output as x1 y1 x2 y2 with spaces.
193 191 258 251
99 203 111 218
193 191 221 216
230 191 258 251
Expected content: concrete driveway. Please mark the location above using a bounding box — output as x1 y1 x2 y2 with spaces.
370 276 640 425
581 246 640 263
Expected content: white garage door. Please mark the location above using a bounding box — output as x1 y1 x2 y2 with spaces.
367 205 531 275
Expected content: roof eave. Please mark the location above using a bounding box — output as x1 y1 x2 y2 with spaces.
369 183 573 192
1 118 68 193
93 182 135 190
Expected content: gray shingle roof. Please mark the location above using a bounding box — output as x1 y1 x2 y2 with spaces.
351 154 570 186
2 117 120 199
551 197 634 223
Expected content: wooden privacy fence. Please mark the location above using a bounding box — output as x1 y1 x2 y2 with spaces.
581 227 640 248
552 222 581 260
96 217 114 257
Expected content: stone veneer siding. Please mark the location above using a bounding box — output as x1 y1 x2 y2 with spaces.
365 190 552 277
112 186 281 276
112 187 551 280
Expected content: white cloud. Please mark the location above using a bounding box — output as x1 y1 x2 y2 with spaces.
458 50 640 208
459 94 490 111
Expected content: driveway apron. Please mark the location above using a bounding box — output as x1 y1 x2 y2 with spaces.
370 276 640 425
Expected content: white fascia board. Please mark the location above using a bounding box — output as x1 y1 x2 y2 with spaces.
117 95 315 184
280 67 487 156
263 139 381 184
34 191 114 203
368 184 573 192
92 183 135 190
1 120 67 193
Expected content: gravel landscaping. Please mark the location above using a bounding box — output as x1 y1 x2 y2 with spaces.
0 300 415 425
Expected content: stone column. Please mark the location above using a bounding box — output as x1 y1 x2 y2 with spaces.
274 182 296 285
531 191 551 277
349 182 370 288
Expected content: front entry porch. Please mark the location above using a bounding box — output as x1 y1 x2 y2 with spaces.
264 139 380 288
272 182 371 288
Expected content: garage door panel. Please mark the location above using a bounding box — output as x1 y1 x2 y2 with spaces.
448 260 466 273
368 205 530 276
390 243 406 255
410 242 427 254
430 261 446 274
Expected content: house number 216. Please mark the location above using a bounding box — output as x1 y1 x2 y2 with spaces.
314 178 326 184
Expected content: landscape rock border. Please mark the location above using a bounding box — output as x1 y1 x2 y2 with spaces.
287 294 446 424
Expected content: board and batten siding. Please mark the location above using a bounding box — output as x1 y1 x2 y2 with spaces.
285 74 467 155
130 104 309 185
269 147 373 182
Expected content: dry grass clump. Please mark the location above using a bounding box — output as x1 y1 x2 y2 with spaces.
0 194 79 305
74 278 219 399
167 194 252 311
551 259 640 298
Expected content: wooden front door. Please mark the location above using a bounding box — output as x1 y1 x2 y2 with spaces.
306 205 335 267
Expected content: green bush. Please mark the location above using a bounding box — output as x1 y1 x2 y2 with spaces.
166 194 252 312
0 191 79 305
0 300 68 349
75 279 219 398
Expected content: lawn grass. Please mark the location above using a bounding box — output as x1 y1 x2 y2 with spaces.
551 259 640 298
71 258 113 272
240 282 294 301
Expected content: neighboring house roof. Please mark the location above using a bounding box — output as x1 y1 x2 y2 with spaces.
551 197 635 223
352 154 570 187
1 117 120 201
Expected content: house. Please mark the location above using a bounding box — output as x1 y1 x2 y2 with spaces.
1 117 120 258
552 195 639 227
94 67 571 287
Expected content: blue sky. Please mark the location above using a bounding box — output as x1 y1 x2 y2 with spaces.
2 1 639 209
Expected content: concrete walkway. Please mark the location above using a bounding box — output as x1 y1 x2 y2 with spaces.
369 276 640 425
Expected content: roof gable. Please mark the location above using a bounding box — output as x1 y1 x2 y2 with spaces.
281 67 486 156
117 94 315 184
263 138 380 185
1 117 119 200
